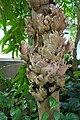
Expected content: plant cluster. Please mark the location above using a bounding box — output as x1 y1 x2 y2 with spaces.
0 0 31 57
0 65 39 120
60 54 80 120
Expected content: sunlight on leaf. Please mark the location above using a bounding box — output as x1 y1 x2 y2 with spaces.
49 97 58 110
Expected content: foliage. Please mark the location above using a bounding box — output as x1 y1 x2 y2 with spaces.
0 65 38 120
41 112 49 120
0 112 8 120
0 0 31 57
12 65 30 98
53 110 79 120
60 81 80 118
59 0 80 38
49 97 58 110
0 71 12 92
60 55 80 119
10 108 22 120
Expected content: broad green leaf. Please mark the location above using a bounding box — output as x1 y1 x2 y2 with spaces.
21 102 28 110
41 112 49 120
6 98 14 108
29 99 37 112
60 113 66 120
34 118 39 120
0 112 7 120
31 112 39 118
66 113 79 120
49 97 58 109
22 116 31 120
54 110 60 120
10 108 22 120
10 108 16 116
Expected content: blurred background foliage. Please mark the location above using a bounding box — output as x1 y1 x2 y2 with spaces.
0 0 31 57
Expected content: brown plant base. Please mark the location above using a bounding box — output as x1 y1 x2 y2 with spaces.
37 91 59 120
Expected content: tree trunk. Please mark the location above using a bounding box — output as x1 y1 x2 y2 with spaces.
20 0 73 119
72 8 80 72
38 91 59 120
72 26 80 71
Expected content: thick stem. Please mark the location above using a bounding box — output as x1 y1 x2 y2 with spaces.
23 1 72 120
73 48 78 71
72 14 80 71
37 91 59 120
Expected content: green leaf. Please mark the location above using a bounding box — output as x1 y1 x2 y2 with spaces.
16 47 19 57
12 73 22 83
66 113 79 120
41 112 49 120
10 108 16 116
49 97 58 109
14 84 24 96
34 118 39 120
10 108 22 120
64 54 69 60
0 72 3 78
21 99 28 110
54 110 60 120
74 71 80 77
29 99 37 112
31 112 39 118
0 112 7 120
22 116 31 120
60 113 66 120
12 65 29 98
18 65 26 74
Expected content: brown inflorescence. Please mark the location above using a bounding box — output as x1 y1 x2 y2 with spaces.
20 0 73 103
